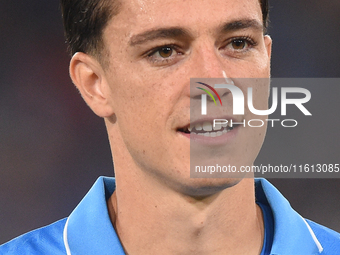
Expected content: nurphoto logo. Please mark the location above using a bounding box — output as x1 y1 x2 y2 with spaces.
196 82 312 128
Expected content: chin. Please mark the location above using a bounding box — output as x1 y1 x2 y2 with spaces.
177 177 244 198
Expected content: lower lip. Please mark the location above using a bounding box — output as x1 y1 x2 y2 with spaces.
179 126 239 146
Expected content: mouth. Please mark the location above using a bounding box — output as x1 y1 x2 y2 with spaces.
178 119 240 138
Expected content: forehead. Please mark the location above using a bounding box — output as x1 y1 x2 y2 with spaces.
105 0 263 40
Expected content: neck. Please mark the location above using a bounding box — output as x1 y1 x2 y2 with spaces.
108 171 264 255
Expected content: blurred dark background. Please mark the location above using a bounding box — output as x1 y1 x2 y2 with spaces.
0 0 339 244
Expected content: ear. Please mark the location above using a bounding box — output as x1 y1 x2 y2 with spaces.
264 35 272 60
69 52 114 118
263 35 272 95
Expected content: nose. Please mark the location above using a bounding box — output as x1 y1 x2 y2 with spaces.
187 42 233 99
192 41 226 78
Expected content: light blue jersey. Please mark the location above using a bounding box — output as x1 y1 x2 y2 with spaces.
1 177 339 254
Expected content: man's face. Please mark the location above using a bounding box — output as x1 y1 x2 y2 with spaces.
102 0 271 195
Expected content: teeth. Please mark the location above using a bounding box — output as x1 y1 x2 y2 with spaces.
186 119 236 134
192 131 225 137
195 123 203 131
213 122 222 131
202 122 212 131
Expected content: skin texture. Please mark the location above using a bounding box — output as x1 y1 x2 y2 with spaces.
69 0 272 254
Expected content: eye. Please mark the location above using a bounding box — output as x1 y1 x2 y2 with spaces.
158 46 173 58
150 46 176 59
231 39 248 50
146 45 184 66
223 37 257 52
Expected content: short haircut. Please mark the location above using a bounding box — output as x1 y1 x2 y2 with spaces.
61 0 269 58
60 0 121 59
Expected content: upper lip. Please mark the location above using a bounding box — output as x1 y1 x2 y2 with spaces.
177 115 244 131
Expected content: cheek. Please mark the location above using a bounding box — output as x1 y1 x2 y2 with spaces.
110 76 181 147
249 79 270 111
254 50 271 77
239 45 271 78
109 62 186 127
114 85 163 131
240 79 269 164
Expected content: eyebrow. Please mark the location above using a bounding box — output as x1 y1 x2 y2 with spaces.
220 19 264 33
129 19 264 47
129 27 191 46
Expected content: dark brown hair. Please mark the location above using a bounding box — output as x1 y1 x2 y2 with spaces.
60 0 120 58
61 0 269 57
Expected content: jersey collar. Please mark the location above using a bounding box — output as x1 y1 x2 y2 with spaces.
255 178 323 255
63 177 323 255
63 177 125 255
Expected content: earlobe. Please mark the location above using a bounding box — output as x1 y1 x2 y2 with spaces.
69 52 115 118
